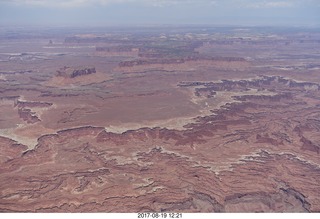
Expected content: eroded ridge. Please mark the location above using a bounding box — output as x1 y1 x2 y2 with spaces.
0 75 320 212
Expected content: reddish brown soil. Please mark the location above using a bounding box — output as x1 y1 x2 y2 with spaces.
0 27 320 212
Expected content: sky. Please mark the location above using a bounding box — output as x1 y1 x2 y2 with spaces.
0 0 319 27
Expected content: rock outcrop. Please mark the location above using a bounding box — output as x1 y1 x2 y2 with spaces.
1 76 320 212
57 66 96 78
119 57 246 67
1 27 320 213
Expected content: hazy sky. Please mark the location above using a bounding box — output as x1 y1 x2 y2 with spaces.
0 0 319 26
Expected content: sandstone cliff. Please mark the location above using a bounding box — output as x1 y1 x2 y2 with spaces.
57 66 96 78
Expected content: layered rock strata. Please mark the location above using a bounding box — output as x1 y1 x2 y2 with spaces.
0 76 319 212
